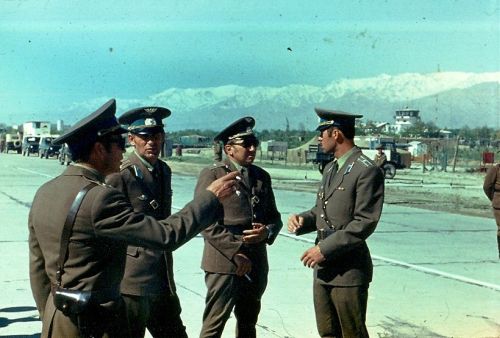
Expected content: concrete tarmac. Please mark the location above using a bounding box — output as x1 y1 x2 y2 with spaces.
0 154 499 337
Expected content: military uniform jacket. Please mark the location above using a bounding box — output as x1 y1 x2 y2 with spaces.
483 163 500 209
106 152 175 296
373 153 387 167
194 159 282 274
298 147 385 287
28 165 220 337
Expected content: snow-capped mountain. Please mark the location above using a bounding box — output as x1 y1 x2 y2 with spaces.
61 71 500 130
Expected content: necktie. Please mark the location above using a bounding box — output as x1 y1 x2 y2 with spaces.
151 164 160 181
151 169 157 180
326 160 338 189
240 167 250 187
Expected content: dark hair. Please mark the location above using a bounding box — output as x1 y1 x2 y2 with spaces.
69 133 124 162
338 125 355 140
68 136 97 162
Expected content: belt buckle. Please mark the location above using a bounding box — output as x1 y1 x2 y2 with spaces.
318 228 326 241
251 195 260 204
149 199 159 210
318 227 335 241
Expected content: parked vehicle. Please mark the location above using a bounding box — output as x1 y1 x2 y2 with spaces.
360 140 410 179
3 133 22 154
306 143 333 174
39 136 61 159
22 136 40 156
306 140 409 179
58 143 72 165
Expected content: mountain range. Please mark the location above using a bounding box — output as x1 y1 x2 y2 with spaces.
58 71 500 130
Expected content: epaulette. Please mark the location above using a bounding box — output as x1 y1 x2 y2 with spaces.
85 178 112 188
119 160 145 180
210 162 229 171
120 158 133 171
357 155 374 168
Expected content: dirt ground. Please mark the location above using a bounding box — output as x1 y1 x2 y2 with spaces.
166 155 494 219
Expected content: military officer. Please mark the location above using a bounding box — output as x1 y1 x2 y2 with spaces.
287 108 385 338
373 143 387 168
483 161 500 258
105 106 187 337
28 99 238 338
194 117 282 338
213 140 223 161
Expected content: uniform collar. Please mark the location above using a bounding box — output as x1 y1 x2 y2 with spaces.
134 149 156 172
70 163 105 182
336 147 355 170
228 158 246 172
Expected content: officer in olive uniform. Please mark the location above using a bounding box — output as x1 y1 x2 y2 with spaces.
28 99 238 338
194 117 282 338
288 108 384 338
213 140 223 161
373 143 387 168
106 106 187 337
483 162 500 258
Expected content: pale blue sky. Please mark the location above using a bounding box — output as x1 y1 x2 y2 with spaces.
0 0 499 122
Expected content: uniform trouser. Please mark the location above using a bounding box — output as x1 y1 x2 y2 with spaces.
200 272 267 338
494 208 500 257
313 280 369 338
122 293 187 338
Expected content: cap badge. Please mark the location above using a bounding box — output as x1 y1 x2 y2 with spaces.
144 108 158 114
144 118 157 126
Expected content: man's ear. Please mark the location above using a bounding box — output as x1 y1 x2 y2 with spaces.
87 141 105 164
128 134 135 146
224 144 232 155
93 141 106 156
334 129 343 142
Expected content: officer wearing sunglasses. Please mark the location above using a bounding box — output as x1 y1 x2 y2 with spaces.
194 116 282 338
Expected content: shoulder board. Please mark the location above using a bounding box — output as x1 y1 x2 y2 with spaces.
84 178 111 188
120 158 133 171
210 162 230 171
357 155 374 168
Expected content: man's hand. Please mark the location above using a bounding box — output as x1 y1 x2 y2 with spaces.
234 253 252 276
287 214 304 234
206 171 239 200
242 223 268 244
300 245 325 268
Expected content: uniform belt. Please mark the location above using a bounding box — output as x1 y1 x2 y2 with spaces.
224 225 252 235
317 228 336 241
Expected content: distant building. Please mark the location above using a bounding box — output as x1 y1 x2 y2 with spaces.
407 141 427 157
439 129 452 139
56 120 64 132
384 108 421 134
179 134 211 148
22 121 50 136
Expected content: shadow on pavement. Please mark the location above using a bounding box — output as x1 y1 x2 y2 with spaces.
0 306 40 337
0 307 37 313
375 316 447 338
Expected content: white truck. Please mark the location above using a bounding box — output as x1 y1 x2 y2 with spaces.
23 121 50 136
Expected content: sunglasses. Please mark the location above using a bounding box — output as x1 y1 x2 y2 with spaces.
231 137 259 148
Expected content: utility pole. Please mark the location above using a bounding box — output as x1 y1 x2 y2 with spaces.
451 134 460 172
